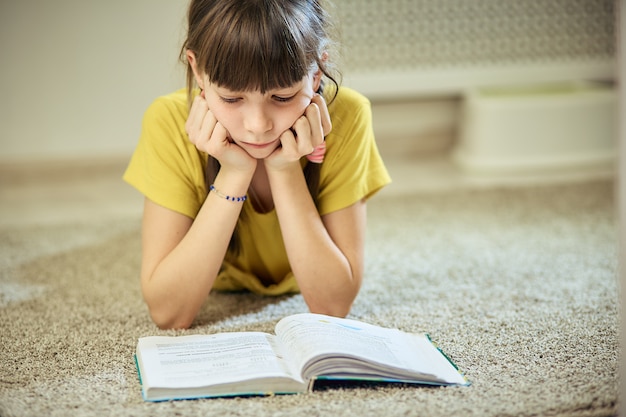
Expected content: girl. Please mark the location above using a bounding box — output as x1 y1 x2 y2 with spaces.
124 0 391 329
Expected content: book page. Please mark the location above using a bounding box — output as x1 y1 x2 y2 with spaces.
137 332 302 389
275 314 466 383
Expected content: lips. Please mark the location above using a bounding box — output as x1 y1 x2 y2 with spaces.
240 138 280 149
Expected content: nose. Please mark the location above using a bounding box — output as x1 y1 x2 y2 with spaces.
243 105 273 136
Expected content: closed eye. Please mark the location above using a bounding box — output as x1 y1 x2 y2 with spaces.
273 95 295 103
219 96 241 104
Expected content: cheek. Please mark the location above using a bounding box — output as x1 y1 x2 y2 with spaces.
281 98 311 127
207 104 238 131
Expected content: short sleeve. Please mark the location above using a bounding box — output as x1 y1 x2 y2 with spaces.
123 90 208 219
316 88 392 216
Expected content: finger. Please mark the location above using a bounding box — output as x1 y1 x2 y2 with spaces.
205 121 230 155
311 94 332 136
277 128 301 159
304 103 324 148
198 109 219 146
186 96 208 131
185 96 209 140
212 121 229 143
292 116 315 155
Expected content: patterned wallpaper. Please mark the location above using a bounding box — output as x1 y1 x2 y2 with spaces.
332 0 615 73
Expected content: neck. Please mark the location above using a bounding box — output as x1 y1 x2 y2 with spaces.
249 164 273 213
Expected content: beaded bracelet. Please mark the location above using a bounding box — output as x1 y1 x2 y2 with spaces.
209 184 247 202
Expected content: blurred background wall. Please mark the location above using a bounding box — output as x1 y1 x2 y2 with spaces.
0 0 617 168
335 0 615 96
332 0 617 169
0 0 187 163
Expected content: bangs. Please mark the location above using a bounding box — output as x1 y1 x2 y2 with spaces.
198 1 315 93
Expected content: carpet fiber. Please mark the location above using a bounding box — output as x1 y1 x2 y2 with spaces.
0 180 619 417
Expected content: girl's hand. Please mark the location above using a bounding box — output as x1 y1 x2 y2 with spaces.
185 93 257 173
265 94 332 170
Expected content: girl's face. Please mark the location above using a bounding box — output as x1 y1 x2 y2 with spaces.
202 73 321 159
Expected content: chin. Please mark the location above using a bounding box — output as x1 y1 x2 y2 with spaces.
247 147 279 160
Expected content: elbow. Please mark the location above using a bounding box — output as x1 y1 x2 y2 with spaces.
151 310 194 330
147 303 196 330
306 279 361 319
308 302 353 319
141 279 199 330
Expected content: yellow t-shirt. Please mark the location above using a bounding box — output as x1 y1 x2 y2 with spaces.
124 86 391 294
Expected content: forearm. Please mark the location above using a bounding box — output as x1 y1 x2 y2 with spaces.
142 169 253 328
267 164 361 316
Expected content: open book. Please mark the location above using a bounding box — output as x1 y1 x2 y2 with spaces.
135 313 469 401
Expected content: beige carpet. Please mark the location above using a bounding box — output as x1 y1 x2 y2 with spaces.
0 180 618 417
